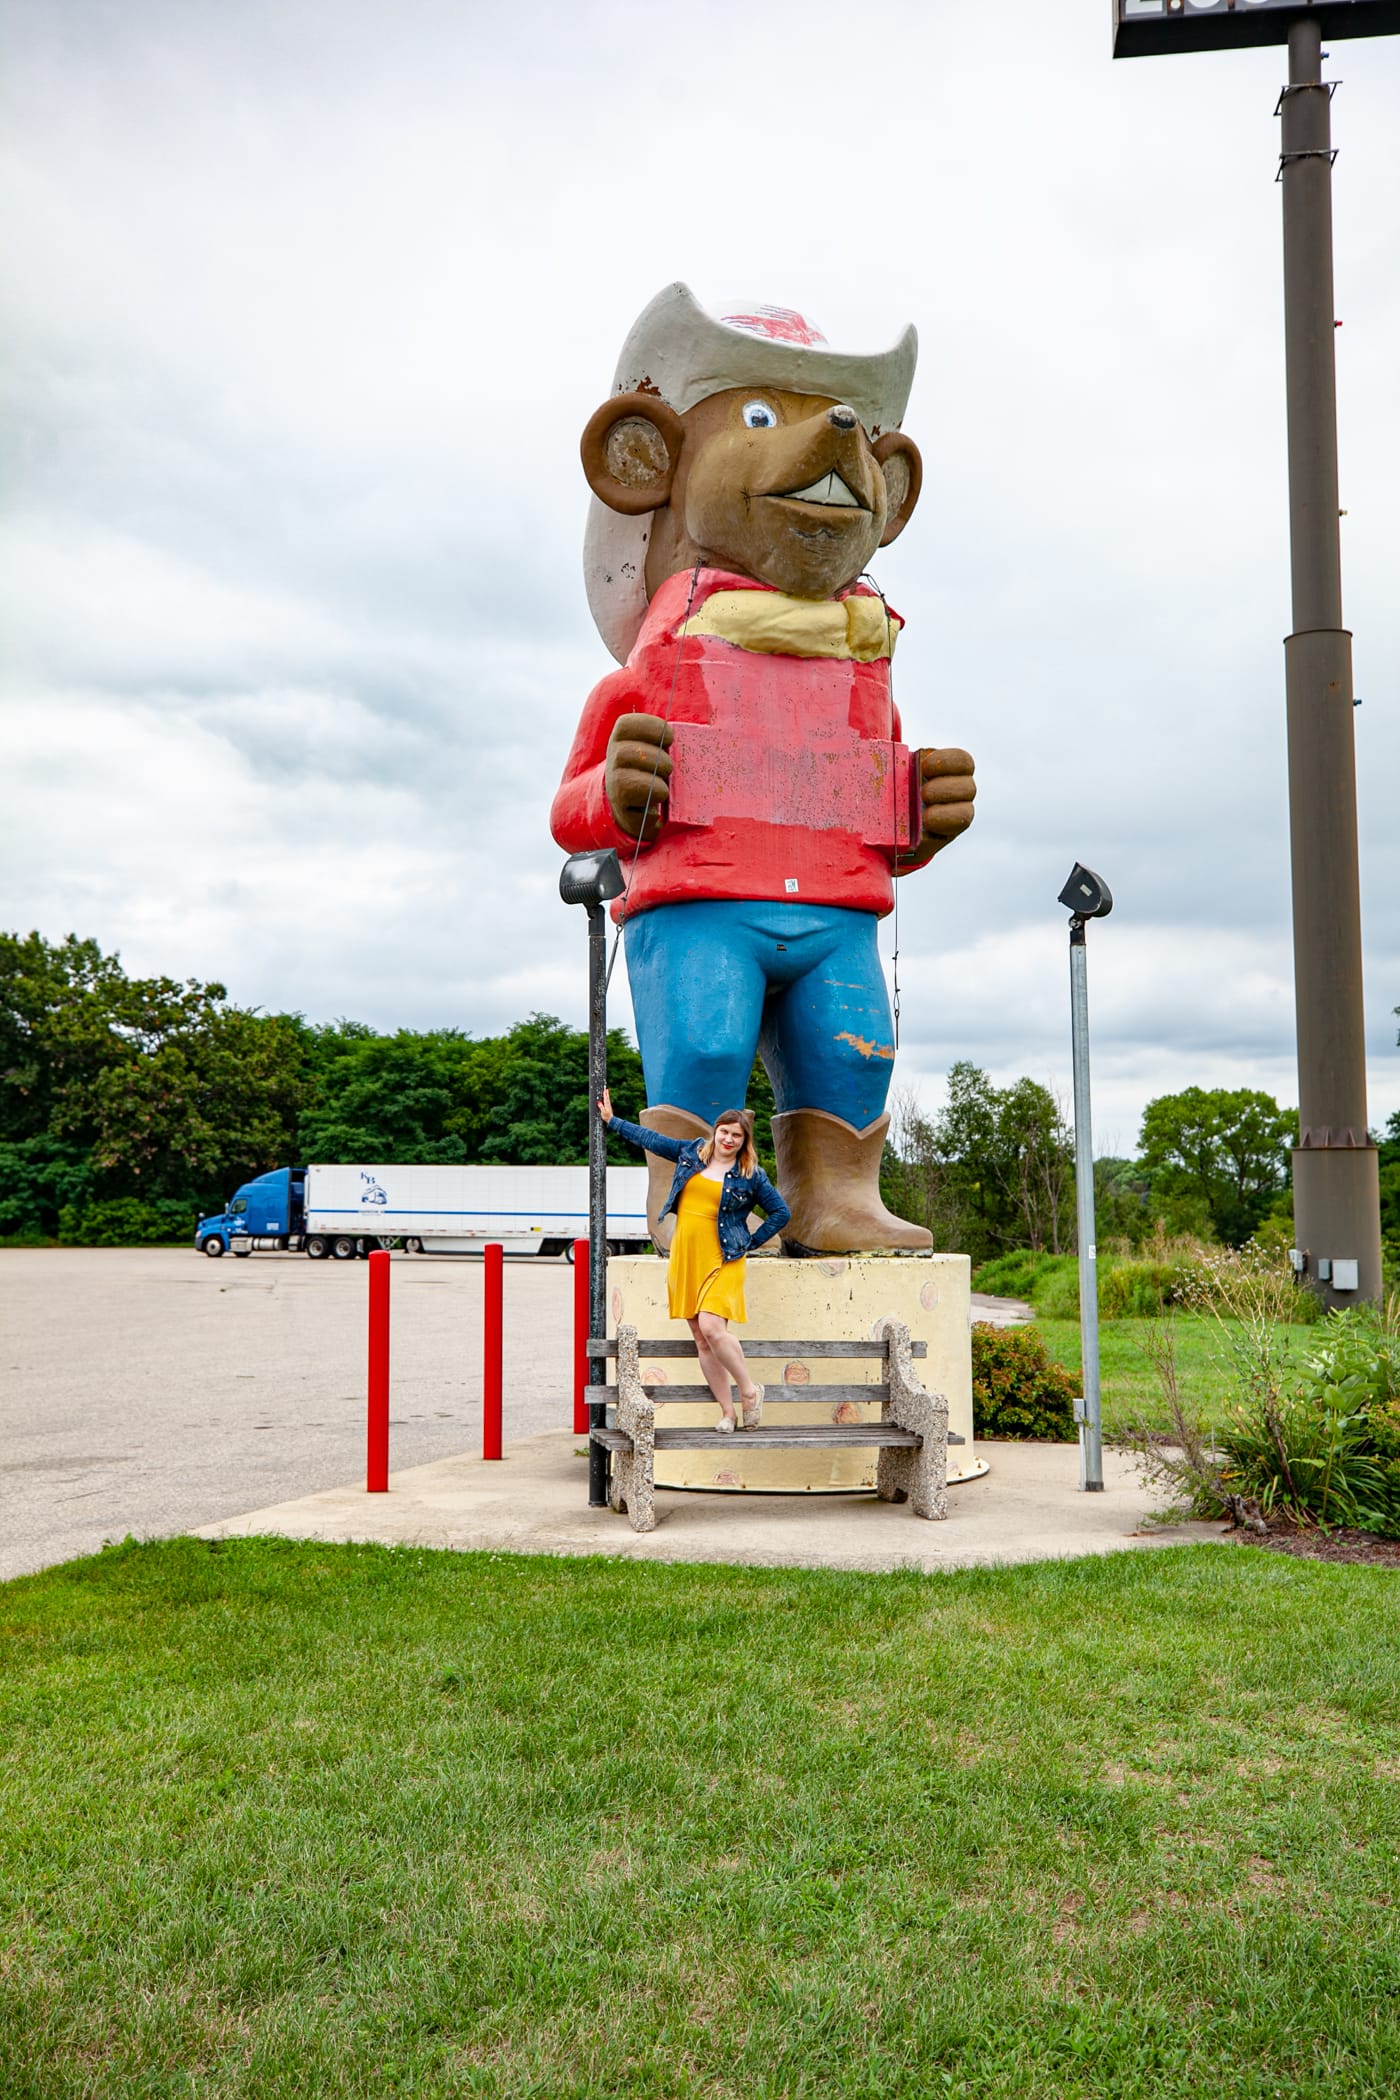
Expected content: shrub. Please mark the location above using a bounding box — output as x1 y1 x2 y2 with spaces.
975 1240 1207 1322
970 1250 1063 1301
58 1198 194 1246
1028 1261 1084 1320
971 1324 1078 1441
1297 1304 1400 1412
1369 1398 1400 1461
1185 1241 1321 1326
1218 1385 1393 1532
1098 1259 1189 1317
1188 1301 1400 1536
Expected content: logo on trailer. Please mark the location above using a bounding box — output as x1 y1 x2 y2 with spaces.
360 1172 388 1208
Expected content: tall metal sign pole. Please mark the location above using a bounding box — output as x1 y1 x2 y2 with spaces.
1114 1 1394 1305
558 848 625 1506
1059 863 1114 1493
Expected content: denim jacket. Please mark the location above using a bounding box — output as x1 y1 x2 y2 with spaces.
607 1115 791 1262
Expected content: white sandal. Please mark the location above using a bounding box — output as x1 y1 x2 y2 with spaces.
715 1411 736 1435
738 1383 764 1431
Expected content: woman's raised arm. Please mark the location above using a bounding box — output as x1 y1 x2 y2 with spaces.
598 1092 687 1162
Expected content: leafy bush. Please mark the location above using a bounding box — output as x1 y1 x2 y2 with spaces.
971 1324 1078 1441
974 1237 1210 1322
58 1198 194 1246
1218 1385 1393 1532
1184 1241 1322 1327
1297 1304 1400 1411
1027 1261 1083 1320
1117 1293 1400 1536
1271 1304 1400 1534
970 1250 1061 1300
1369 1399 1400 1461
1099 1260 1191 1318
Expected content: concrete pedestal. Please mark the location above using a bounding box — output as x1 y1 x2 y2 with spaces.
606 1253 983 1492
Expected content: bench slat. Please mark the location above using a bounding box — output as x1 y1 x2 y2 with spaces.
633 1382 889 1406
590 1427 633 1453
591 1424 964 1452
586 1337 927 1360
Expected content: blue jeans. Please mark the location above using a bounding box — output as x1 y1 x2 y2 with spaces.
624 899 895 1129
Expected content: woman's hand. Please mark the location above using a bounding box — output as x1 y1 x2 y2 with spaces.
597 1087 614 1122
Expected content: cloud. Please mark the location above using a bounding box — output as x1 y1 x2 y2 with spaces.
1 0 1397 1142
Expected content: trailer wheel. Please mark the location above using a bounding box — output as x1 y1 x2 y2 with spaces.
202 1238 225 1258
331 1236 357 1260
404 1237 423 1254
305 1235 330 1260
562 1242 575 1264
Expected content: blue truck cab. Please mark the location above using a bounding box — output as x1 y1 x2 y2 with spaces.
195 1167 307 1258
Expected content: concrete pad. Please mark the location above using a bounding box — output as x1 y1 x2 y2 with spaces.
198 1430 1222 1574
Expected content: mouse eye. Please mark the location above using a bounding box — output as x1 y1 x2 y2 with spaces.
741 400 778 429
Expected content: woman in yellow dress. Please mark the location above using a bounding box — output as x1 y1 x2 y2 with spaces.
598 1089 790 1432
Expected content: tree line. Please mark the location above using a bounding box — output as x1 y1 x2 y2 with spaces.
3 930 1397 1261
0 931 649 1243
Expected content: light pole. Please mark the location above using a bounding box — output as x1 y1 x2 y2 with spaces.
1059 862 1114 1494
1112 2 1394 1308
559 847 625 1507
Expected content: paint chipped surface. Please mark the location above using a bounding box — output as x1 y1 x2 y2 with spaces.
835 1030 895 1061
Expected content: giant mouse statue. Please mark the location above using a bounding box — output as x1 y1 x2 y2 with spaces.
551 285 976 1254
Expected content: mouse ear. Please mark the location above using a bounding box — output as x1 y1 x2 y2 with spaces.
872 432 922 547
580 391 685 515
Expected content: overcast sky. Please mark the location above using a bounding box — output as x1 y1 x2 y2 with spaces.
2 0 1397 1155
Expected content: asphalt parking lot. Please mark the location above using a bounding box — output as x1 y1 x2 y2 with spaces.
1 1246 577 1581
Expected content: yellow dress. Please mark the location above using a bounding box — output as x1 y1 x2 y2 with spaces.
667 1172 747 1323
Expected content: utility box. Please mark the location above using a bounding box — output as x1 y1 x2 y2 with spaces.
1331 1258 1359 1293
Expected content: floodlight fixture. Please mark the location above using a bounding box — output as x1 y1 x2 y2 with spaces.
1058 862 1113 923
559 849 624 910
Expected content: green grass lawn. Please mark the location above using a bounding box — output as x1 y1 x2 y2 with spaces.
3 1539 1399 2098
1033 1314 1300 1437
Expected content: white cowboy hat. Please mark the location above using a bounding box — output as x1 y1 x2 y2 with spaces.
583 282 918 664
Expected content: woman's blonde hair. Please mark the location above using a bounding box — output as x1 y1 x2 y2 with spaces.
698 1108 758 1177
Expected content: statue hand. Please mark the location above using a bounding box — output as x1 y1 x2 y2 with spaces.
606 713 673 841
911 746 976 861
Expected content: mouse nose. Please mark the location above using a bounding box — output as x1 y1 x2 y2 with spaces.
828 404 858 431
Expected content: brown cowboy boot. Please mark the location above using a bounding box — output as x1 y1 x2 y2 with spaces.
639 1105 711 1251
771 1108 932 1255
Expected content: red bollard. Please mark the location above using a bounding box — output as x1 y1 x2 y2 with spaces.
573 1238 590 1434
483 1242 503 1460
366 1249 391 1492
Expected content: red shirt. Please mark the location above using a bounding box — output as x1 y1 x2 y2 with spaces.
551 568 914 921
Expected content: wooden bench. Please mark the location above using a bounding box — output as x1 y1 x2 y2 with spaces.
587 1320 962 1534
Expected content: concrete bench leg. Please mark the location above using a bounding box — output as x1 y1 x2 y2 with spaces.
608 1326 656 1534
875 1318 949 1521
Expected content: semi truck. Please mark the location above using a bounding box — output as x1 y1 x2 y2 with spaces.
194 1163 652 1260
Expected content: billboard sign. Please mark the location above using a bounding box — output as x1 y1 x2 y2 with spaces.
1114 1 1400 58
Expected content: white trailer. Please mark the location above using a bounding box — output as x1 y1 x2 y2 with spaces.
299 1162 652 1260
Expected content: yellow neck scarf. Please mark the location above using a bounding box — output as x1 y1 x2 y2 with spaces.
679 588 900 663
